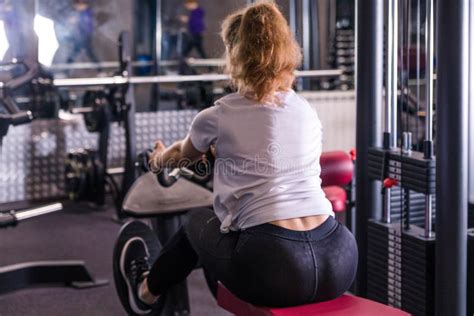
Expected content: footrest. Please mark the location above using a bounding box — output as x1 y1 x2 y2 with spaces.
322 186 347 213
217 283 409 316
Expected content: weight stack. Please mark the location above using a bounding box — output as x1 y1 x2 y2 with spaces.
468 229 474 316
390 189 436 229
367 220 403 308
401 226 435 316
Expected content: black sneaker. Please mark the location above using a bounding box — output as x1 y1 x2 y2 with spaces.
120 237 152 315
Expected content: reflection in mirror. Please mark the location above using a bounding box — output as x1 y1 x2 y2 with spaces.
34 14 59 66
0 0 32 63
159 0 246 75
37 0 133 78
0 20 8 61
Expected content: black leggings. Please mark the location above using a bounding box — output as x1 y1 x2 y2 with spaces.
146 208 358 307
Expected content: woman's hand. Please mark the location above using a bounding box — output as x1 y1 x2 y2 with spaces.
149 140 167 172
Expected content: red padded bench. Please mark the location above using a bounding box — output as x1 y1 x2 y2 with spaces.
320 151 354 213
217 283 410 316
320 151 353 187
322 186 347 213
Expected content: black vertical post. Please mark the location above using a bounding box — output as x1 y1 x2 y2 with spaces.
150 0 162 111
310 1 321 70
469 1 474 210
355 0 383 296
435 0 468 315
118 31 137 219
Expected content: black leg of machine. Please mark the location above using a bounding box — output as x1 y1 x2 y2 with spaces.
355 0 383 296
435 1 469 315
64 32 138 219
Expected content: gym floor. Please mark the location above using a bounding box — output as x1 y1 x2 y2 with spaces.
0 201 230 316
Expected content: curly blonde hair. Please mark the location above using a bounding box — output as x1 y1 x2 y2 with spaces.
221 1 302 103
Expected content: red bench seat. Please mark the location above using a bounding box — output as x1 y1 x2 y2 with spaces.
322 186 347 213
217 283 410 316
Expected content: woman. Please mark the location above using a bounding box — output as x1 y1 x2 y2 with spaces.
118 3 358 314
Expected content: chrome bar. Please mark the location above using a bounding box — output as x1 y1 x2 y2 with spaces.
289 0 297 37
53 69 344 87
45 58 226 71
385 0 394 145
424 0 434 238
391 0 399 148
14 203 63 221
424 194 433 237
383 0 399 224
425 0 434 143
155 0 162 68
107 167 125 175
384 189 392 224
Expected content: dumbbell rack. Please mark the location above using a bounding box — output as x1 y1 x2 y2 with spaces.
328 28 354 90
468 229 474 316
367 148 436 316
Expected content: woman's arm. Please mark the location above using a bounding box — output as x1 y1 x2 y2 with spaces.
149 136 204 171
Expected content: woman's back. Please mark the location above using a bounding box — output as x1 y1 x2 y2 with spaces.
189 90 333 232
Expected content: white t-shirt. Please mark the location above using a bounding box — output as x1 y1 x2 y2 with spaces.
188 90 334 233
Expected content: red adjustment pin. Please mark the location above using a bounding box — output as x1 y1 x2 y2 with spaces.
349 148 356 161
383 178 398 188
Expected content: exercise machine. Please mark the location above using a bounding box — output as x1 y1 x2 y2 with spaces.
112 147 361 315
0 75 107 293
64 32 138 219
114 149 214 315
112 147 410 315
356 0 471 314
0 202 108 294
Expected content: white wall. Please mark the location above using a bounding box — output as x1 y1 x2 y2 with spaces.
300 90 356 152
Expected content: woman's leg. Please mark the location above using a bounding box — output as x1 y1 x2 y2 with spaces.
144 225 199 297
120 208 237 313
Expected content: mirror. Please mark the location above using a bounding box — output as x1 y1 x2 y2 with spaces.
36 0 133 77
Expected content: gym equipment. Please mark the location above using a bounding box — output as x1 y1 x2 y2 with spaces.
0 202 107 294
115 150 213 315
217 282 409 316
114 148 357 315
357 0 471 314
0 203 63 229
45 58 225 73
0 59 61 120
0 91 107 293
364 0 438 314
319 150 355 230
64 32 138 218
328 27 355 90
52 69 343 88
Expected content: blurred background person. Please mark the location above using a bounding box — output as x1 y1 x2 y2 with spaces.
179 0 206 59
66 0 99 67
161 14 181 61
